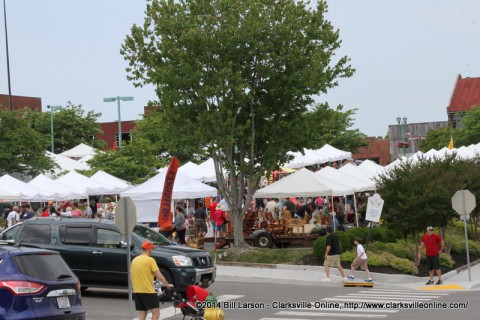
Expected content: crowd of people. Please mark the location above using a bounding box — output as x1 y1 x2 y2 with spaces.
2 199 117 229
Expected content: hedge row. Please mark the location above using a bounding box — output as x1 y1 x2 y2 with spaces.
313 226 398 258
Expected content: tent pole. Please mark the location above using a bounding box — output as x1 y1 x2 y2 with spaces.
331 195 336 232
353 193 359 228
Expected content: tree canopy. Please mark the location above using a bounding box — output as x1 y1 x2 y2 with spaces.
420 106 480 151
0 109 55 176
121 0 354 246
376 155 480 242
23 102 106 154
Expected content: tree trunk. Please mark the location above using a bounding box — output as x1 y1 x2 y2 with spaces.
232 206 247 247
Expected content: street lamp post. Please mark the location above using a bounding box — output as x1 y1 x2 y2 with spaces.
396 116 408 157
47 105 62 153
103 96 134 148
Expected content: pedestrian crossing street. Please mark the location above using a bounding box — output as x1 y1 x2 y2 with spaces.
258 288 453 319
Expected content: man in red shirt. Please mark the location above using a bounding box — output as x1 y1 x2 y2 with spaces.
418 226 445 285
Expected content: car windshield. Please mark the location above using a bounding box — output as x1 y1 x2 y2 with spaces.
132 225 171 246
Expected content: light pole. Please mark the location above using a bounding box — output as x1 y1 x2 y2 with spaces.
396 116 408 157
103 96 134 148
47 105 62 153
3 0 12 111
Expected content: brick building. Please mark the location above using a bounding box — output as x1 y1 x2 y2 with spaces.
0 94 41 111
97 121 137 149
352 137 390 166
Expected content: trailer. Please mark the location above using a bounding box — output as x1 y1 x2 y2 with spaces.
202 210 324 249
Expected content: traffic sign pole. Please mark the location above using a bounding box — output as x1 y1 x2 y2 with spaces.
115 197 137 319
452 190 476 283
461 191 471 282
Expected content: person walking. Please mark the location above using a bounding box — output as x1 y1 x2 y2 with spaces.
347 237 373 282
322 226 347 282
173 206 187 245
418 226 445 285
130 241 173 320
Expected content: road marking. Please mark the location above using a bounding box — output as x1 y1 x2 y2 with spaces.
360 290 449 295
346 293 443 298
134 294 244 320
328 295 432 301
418 284 466 290
274 311 388 318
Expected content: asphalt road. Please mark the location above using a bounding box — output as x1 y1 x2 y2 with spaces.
82 280 479 320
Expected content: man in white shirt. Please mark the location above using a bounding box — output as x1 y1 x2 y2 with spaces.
265 198 280 219
6 206 20 228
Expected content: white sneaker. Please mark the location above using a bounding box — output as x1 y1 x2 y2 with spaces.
321 278 331 282
341 277 348 281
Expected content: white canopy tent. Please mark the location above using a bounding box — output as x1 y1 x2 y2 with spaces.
28 174 88 201
90 170 130 194
316 166 375 193
59 143 99 159
178 161 217 183
121 170 217 222
56 171 116 196
284 144 352 169
0 184 20 202
254 168 334 198
0 174 56 201
339 163 375 181
45 151 90 178
358 160 384 178
197 158 221 183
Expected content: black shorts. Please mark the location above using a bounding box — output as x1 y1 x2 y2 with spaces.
426 255 440 271
134 293 159 311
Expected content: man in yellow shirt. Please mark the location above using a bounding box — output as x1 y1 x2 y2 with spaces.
130 241 174 320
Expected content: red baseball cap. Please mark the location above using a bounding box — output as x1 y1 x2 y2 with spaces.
142 241 156 250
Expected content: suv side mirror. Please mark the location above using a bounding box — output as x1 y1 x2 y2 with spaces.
120 241 135 250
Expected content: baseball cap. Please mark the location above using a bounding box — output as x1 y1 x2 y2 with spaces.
427 226 434 231
142 241 156 250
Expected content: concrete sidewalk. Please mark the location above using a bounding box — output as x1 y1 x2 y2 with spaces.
215 259 480 291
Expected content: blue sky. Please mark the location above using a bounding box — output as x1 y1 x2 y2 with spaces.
1 0 479 137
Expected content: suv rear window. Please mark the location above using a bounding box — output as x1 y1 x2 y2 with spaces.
13 253 75 281
19 224 51 244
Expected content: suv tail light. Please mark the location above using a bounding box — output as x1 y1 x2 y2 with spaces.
0 281 45 295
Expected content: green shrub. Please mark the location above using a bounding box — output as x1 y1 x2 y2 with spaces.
335 231 355 252
345 227 369 242
368 252 418 275
313 235 327 258
450 238 480 255
368 241 415 260
439 253 455 269
370 226 397 243
313 231 354 261
340 250 356 263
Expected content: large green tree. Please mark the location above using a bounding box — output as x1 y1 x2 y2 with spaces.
122 0 354 246
376 155 480 256
0 109 55 176
23 102 106 154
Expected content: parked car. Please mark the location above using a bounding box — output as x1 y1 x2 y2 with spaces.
1 218 216 293
0 243 85 320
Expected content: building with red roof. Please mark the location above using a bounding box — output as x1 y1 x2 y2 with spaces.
447 74 480 128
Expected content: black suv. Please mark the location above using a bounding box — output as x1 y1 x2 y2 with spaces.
1 218 215 293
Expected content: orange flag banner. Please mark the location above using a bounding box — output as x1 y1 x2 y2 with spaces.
158 157 180 230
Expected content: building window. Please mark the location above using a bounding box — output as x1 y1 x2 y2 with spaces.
115 133 132 143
